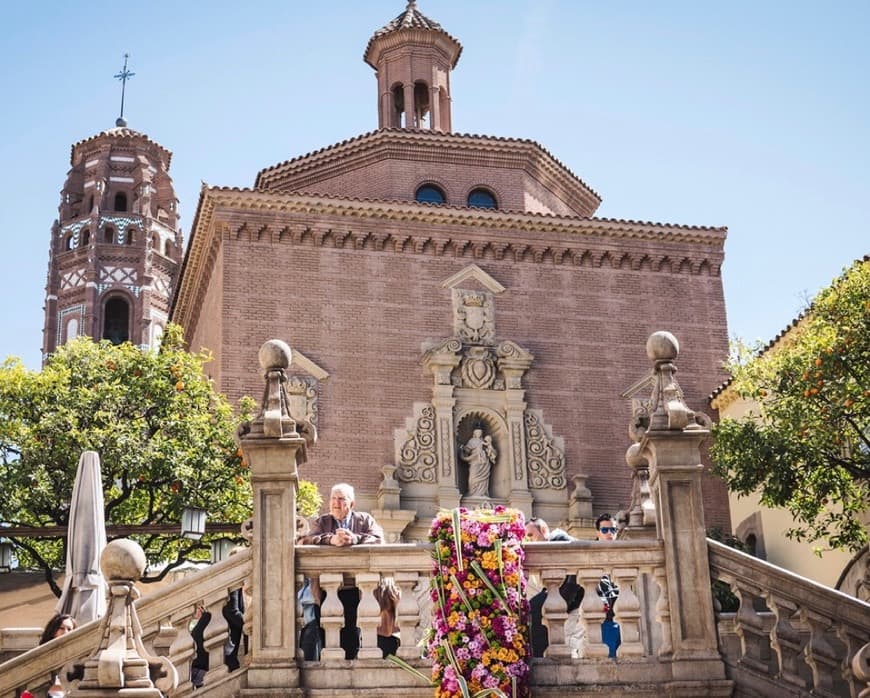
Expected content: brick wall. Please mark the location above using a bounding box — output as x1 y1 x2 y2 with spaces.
184 204 731 528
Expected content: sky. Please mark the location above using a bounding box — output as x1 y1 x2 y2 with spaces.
1 1 867 370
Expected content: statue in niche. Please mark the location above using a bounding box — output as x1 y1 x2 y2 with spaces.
460 426 497 497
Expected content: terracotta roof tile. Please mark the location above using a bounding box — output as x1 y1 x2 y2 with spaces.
364 2 462 68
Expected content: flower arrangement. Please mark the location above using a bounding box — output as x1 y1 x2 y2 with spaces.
426 507 531 698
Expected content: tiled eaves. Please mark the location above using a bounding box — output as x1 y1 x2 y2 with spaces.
203 186 725 243
255 128 601 204
70 127 173 168
172 186 726 332
364 27 462 69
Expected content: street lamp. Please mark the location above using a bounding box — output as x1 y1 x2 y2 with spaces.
181 507 207 540
211 538 236 563
0 539 13 573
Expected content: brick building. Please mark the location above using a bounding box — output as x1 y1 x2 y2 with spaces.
170 2 731 536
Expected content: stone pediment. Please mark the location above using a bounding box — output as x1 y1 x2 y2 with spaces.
254 129 601 218
440 264 505 294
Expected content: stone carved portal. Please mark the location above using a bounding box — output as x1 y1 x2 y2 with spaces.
392 271 567 540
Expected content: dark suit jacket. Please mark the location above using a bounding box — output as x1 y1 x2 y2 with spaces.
302 511 384 545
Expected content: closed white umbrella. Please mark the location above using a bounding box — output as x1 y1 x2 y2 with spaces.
56 450 107 623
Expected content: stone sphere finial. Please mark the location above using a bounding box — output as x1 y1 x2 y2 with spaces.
258 339 292 371
646 331 679 361
101 538 147 581
625 442 646 467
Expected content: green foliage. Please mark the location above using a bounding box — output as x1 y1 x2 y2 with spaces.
707 527 746 613
0 325 257 588
296 479 322 517
711 259 870 552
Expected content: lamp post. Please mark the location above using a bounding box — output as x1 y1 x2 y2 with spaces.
210 537 236 563
181 507 206 540
0 539 13 573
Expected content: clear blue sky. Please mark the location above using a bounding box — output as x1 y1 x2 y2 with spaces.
1 1 867 370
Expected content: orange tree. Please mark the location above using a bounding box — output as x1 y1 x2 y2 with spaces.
711 258 869 552
0 324 259 594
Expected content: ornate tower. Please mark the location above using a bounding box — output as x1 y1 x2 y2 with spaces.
364 0 462 132
42 119 182 359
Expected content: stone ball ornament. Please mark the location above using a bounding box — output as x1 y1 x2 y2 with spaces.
101 538 147 580
259 339 292 371
646 331 679 361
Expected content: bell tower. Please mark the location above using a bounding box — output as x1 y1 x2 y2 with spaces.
364 1 462 132
42 58 182 359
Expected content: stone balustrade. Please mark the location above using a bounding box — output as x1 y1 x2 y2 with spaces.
0 550 251 698
709 539 870 698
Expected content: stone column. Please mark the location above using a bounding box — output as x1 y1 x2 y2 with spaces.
630 332 728 683
240 340 308 691
498 343 534 513
402 82 416 128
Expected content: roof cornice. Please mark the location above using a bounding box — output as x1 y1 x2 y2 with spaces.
172 187 726 333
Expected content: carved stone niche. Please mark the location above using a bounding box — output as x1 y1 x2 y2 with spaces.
389 269 569 541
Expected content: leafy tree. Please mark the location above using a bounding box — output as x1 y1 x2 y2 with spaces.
711 258 870 552
0 325 268 594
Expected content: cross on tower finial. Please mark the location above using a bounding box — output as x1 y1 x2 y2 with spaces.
113 53 135 127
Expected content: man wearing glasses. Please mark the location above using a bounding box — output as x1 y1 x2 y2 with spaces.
594 513 621 657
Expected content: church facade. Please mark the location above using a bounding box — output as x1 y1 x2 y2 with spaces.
167 2 731 537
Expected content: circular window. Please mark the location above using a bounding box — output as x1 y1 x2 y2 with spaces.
415 184 446 205
467 188 497 209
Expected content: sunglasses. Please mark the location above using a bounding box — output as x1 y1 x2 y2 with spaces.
599 526 618 534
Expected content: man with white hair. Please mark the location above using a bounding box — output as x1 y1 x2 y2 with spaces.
300 483 383 658
302 483 384 546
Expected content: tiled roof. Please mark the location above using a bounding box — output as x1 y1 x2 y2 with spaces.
255 127 603 207
70 126 173 167
364 2 462 68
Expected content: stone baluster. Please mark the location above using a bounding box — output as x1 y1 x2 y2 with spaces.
540 568 571 658
150 619 178 665
730 579 774 674
849 640 870 698
319 573 345 661
579 571 608 658
837 625 869 697
395 571 422 660
611 567 643 656
763 592 809 689
357 572 382 659
799 608 847 697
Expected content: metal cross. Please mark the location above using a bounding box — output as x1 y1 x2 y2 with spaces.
114 53 135 122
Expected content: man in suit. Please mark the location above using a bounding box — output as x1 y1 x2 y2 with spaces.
300 483 384 658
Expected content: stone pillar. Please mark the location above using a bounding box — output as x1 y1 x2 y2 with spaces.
402 82 416 128
630 331 727 683
240 340 308 691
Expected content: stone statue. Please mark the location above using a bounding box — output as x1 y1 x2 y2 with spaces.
461 427 496 497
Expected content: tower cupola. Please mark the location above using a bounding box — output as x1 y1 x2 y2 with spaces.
365 1 462 132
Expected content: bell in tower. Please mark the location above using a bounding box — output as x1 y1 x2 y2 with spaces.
42 56 182 360
364 1 462 132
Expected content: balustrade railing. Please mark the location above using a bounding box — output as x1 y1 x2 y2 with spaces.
0 550 252 698
709 539 870 698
